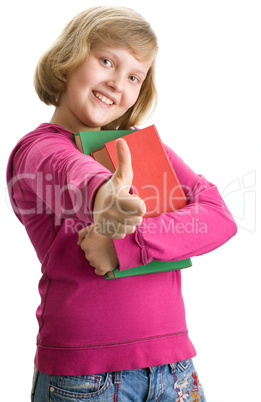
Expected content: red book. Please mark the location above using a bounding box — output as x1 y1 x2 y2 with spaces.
91 125 187 218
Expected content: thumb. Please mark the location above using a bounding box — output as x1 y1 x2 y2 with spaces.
113 138 133 187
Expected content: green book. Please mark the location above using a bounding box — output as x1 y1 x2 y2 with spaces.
72 129 135 155
105 258 192 279
72 128 192 279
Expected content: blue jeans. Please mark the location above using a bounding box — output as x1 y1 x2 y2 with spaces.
31 359 206 401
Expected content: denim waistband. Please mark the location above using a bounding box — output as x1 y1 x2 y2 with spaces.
143 363 176 374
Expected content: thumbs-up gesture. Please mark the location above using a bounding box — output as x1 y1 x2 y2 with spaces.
92 138 146 238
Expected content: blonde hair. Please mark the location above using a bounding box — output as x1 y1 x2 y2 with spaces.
34 6 158 129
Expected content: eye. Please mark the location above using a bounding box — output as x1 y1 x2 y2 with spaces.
100 58 113 67
128 75 139 84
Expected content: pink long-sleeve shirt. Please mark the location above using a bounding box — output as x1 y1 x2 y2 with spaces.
7 123 237 375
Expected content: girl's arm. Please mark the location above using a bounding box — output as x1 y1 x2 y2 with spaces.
9 132 111 224
112 144 237 271
10 132 144 231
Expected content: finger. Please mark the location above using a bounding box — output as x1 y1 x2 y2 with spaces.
77 225 93 245
94 266 116 276
115 194 146 217
93 221 136 238
94 268 107 276
113 138 133 188
108 212 143 227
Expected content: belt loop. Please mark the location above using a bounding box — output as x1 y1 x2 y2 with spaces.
114 370 122 384
113 370 122 402
169 363 176 373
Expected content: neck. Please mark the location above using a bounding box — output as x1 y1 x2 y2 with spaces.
50 107 101 133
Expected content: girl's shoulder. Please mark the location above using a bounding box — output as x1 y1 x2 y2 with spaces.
12 123 73 152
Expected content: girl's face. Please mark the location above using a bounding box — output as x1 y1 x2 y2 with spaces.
54 45 152 132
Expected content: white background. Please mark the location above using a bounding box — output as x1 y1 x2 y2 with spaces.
0 1 260 401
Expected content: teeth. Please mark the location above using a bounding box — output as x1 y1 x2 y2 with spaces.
94 91 114 105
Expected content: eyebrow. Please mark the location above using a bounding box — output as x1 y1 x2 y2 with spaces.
134 69 147 78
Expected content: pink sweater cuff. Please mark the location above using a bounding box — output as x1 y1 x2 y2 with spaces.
113 229 146 271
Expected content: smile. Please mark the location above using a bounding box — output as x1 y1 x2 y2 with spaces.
93 91 114 105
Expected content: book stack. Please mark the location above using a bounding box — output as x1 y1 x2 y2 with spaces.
73 125 192 279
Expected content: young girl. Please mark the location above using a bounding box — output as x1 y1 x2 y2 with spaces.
7 6 237 401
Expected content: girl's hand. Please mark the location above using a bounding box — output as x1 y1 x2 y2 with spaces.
92 138 146 239
78 224 119 276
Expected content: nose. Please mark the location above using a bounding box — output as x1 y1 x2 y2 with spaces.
107 72 124 93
